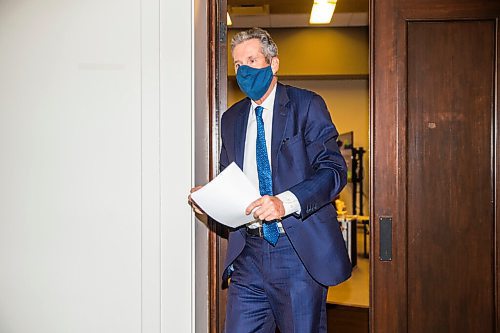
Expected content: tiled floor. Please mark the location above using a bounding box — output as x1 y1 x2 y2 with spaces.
327 228 370 308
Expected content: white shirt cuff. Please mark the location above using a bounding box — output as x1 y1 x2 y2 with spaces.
276 191 301 216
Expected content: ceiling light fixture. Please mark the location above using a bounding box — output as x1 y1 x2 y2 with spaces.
227 12 232 26
309 0 337 24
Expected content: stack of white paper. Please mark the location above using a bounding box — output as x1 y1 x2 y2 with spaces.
190 162 261 228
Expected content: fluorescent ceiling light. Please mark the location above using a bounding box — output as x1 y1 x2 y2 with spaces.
309 0 337 24
227 12 232 26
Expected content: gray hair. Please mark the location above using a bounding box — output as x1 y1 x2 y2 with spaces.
230 28 278 64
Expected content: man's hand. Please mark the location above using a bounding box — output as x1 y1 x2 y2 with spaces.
188 186 204 215
245 195 285 221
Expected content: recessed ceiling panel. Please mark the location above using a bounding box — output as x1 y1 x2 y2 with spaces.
228 0 369 15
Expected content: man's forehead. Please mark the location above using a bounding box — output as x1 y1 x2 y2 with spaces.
234 39 262 53
233 41 264 61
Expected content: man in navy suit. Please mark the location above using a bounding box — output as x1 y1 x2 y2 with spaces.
191 28 351 332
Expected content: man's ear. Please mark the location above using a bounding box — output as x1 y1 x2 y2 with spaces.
271 57 280 75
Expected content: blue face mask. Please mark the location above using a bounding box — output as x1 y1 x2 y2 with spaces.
236 65 274 101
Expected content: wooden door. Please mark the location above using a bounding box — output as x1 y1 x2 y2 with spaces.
371 1 500 332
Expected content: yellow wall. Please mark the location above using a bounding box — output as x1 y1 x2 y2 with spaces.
227 78 369 214
228 27 369 76
226 27 369 214
282 79 369 215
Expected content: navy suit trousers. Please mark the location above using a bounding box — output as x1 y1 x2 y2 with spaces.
225 232 327 333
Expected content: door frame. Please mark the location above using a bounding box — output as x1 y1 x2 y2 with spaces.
206 1 373 331
205 1 500 332
207 0 228 332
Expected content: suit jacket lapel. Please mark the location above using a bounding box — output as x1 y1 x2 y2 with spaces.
271 83 290 177
234 98 250 169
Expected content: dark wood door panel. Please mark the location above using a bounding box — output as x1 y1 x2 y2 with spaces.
372 0 500 332
407 20 495 332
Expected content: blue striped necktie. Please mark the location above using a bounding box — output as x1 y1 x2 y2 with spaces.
255 106 280 246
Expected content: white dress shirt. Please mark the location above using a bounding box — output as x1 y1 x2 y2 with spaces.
243 84 301 228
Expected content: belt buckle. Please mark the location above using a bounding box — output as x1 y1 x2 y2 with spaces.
247 222 285 237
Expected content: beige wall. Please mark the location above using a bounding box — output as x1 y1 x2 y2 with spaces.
227 26 370 215
228 27 369 76
284 79 369 215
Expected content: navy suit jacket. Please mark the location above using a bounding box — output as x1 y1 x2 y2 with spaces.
220 83 352 287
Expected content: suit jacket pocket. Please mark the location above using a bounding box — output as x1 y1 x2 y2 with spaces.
281 132 304 150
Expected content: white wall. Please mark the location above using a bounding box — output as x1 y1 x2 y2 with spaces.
193 0 210 332
0 0 204 332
